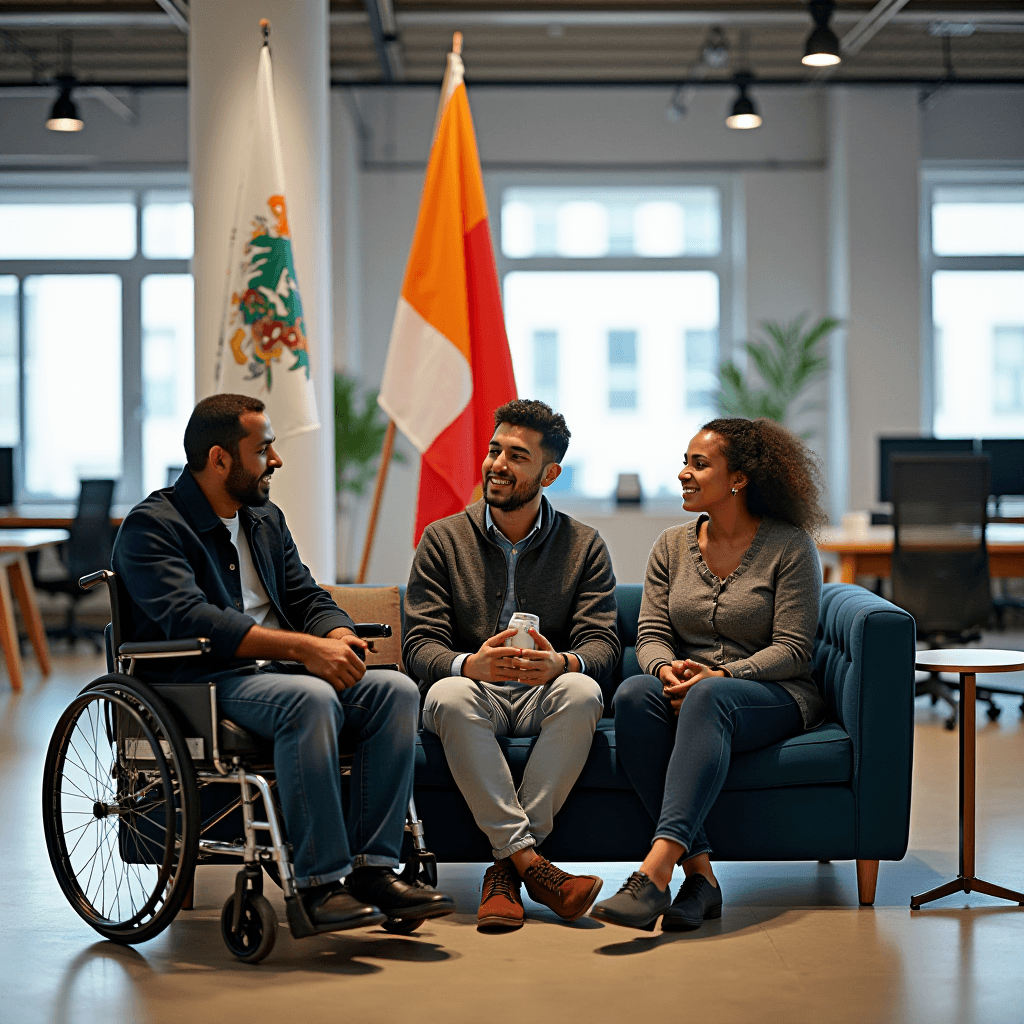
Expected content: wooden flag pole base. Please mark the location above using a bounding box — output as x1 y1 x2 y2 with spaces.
356 419 397 584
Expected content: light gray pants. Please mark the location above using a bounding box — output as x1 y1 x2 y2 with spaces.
422 673 604 860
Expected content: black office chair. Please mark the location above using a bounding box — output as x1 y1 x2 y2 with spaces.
35 478 117 651
891 455 1003 729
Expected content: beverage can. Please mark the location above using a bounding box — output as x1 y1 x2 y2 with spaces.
505 612 540 650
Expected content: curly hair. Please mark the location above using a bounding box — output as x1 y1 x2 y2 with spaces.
700 417 829 535
493 399 571 463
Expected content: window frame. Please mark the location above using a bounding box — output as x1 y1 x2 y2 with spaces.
920 165 1024 434
488 171 743 506
0 172 191 503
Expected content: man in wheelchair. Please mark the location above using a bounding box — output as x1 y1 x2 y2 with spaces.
112 393 455 933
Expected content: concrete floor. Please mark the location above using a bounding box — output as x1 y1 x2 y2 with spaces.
2 644 1022 1024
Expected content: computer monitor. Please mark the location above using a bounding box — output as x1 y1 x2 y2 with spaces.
877 437 973 503
0 447 13 507
981 439 1024 499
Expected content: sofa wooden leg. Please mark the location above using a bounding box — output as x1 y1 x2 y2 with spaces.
181 878 195 911
857 859 879 905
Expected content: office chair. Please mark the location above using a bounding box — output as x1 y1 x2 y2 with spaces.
890 455 1002 730
35 478 117 651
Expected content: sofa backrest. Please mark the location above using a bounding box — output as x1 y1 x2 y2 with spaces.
331 582 912 730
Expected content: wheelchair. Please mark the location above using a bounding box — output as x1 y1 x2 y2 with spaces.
42 570 439 964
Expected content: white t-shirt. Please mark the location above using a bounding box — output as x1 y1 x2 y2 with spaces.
220 514 281 630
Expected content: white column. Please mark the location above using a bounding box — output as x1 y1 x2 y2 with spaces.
827 88 922 518
190 0 335 582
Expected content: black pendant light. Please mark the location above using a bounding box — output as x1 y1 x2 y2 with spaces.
46 75 84 132
726 73 762 130
802 0 842 67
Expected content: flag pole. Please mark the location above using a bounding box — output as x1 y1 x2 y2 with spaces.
355 30 463 583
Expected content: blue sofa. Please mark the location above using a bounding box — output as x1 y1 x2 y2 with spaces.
346 581 916 906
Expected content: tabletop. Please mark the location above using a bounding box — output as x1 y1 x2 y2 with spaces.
916 649 1024 674
0 529 71 552
819 523 1024 552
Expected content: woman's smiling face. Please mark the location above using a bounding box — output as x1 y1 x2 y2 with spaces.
679 430 743 512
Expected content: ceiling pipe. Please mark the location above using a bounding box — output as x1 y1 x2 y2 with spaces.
153 0 189 35
363 0 403 82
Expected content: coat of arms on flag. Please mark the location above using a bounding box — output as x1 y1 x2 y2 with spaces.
215 26 319 438
226 193 309 391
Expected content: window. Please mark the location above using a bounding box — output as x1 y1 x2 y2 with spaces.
533 329 558 409
0 276 16 447
925 173 1024 439
685 328 719 412
497 180 735 499
608 330 638 411
993 326 1024 415
0 182 193 501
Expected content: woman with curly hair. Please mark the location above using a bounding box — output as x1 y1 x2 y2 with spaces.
591 417 829 931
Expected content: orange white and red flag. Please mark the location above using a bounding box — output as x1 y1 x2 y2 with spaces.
377 40 517 545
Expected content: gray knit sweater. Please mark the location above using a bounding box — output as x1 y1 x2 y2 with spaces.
635 514 825 728
403 497 620 694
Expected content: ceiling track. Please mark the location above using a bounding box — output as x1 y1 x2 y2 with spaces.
1 10 1023 30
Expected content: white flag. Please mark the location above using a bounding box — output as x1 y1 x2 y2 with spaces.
214 43 319 438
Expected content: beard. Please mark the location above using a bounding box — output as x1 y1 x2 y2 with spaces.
485 469 543 513
225 462 272 507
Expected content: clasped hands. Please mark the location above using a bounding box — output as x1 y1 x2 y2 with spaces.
463 627 563 686
658 659 727 714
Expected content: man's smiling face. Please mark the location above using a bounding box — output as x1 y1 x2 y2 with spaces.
482 422 554 513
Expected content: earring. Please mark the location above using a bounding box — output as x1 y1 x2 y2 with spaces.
731 487 738 495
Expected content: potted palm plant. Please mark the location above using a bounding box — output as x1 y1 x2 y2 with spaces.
716 314 839 432
334 372 403 580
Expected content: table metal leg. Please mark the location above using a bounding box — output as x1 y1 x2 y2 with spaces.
911 672 1024 910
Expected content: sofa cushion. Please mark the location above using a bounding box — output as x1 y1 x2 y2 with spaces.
416 717 853 793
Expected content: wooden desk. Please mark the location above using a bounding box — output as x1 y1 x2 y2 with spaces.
911 649 1024 910
0 505 127 530
0 529 69 692
818 524 1024 584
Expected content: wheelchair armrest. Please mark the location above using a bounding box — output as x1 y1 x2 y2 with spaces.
353 623 392 639
119 638 212 659
80 569 114 591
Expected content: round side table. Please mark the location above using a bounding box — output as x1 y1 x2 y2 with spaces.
911 649 1024 910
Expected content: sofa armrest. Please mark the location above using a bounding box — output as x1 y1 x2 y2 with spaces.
814 583 917 860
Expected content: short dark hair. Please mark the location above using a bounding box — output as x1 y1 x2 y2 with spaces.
184 394 265 471
492 399 571 463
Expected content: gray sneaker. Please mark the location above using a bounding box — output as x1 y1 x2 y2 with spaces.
590 871 672 931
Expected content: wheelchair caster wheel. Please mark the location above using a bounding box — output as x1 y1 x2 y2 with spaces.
221 893 278 963
382 917 423 935
987 705 1001 721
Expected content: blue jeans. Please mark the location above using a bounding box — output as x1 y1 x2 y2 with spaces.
216 667 420 888
612 674 803 857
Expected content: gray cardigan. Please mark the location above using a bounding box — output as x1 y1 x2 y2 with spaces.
635 515 825 728
403 497 620 695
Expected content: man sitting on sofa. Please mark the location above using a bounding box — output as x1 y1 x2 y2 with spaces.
404 399 620 930
113 394 455 933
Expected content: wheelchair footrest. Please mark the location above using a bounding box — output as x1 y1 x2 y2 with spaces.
400 850 438 889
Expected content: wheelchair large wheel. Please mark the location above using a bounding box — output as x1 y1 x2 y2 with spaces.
42 675 200 945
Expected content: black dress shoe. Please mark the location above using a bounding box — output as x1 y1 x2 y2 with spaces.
301 884 386 931
347 867 456 922
661 873 723 930
589 872 672 931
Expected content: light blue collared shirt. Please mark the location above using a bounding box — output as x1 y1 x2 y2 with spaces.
452 499 585 677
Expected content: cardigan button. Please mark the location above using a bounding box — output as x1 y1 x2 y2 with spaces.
229 564 236 571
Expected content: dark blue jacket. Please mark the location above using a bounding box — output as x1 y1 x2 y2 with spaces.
112 468 353 683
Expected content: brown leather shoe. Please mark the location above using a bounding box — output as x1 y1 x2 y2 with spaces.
478 859 524 931
520 855 603 921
